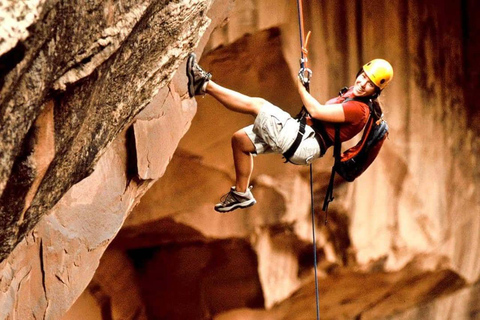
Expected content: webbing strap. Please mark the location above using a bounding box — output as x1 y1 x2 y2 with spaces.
322 125 341 222
322 167 335 222
283 119 306 162
312 118 333 148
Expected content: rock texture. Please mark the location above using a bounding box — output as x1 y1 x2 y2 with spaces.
0 0 213 260
0 0 233 319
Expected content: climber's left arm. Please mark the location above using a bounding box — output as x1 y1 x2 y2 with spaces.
297 77 346 123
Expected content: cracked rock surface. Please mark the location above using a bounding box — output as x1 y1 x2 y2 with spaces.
0 0 232 318
0 0 212 260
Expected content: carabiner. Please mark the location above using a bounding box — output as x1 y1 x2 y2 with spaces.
298 67 313 85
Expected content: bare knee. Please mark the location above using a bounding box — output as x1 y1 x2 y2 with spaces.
232 130 255 153
248 98 267 116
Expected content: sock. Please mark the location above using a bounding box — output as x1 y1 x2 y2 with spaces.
234 189 248 196
202 80 209 93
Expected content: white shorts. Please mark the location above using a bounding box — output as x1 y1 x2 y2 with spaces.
243 102 322 165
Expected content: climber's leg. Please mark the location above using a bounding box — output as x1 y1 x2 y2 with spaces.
214 130 257 213
206 81 265 117
187 53 260 212
231 130 255 193
187 53 265 117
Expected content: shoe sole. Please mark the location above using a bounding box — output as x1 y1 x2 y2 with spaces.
186 53 196 98
214 200 256 213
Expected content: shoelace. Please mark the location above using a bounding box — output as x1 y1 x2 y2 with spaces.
219 190 237 205
194 64 211 80
219 186 253 205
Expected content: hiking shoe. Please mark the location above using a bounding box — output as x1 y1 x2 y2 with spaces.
186 53 212 98
214 186 256 213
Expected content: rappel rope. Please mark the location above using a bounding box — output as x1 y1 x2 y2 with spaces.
295 0 320 319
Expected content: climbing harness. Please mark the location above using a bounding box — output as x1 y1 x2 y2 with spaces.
294 1 321 319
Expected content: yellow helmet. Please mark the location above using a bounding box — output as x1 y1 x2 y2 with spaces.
362 59 393 90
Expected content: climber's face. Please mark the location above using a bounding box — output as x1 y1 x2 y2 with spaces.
353 72 377 97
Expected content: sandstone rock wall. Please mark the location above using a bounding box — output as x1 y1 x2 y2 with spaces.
0 0 233 318
0 0 213 261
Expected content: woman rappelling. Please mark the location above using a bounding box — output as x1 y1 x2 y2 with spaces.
186 53 393 213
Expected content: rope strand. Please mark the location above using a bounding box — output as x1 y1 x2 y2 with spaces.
297 0 320 319
310 163 321 320
296 0 305 62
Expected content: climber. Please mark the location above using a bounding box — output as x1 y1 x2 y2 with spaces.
186 53 393 213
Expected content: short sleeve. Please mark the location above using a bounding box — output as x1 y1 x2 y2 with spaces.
342 100 369 123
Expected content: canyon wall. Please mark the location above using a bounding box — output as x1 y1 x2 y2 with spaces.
0 0 233 318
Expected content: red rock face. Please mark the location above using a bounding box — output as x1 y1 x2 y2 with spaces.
0 0 233 319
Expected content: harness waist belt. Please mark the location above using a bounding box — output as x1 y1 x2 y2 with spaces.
312 120 333 151
283 120 306 161
314 133 328 157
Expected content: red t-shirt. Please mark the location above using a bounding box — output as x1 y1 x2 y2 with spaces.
322 87 370 142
